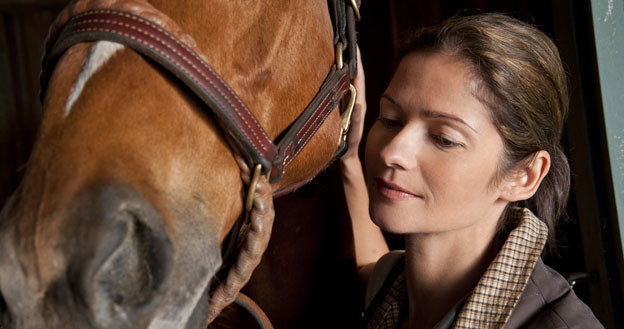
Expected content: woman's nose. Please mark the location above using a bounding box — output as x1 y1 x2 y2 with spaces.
378 128 419 170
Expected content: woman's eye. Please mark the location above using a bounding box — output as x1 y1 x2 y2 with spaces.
430 134 460 148
377 117 401 128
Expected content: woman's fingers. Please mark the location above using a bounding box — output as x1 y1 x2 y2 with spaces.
342 46 367 160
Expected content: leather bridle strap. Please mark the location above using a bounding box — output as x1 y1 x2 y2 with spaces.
330 0 359 79
41 9 352 184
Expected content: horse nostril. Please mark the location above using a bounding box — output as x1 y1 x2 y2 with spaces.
96 213 168 306
70 185 172 328
0 290 12 329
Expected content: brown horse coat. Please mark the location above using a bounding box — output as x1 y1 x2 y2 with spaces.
0 1 352 328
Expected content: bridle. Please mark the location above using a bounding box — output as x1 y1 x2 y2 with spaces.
40 0 360 327
41 1 359 187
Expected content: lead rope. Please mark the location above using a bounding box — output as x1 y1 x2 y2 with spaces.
233 293 275 329
206 169 274 325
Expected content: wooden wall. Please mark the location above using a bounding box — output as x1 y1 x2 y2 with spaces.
0 0 66 206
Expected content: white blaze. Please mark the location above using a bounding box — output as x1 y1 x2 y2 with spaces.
64 41 124 117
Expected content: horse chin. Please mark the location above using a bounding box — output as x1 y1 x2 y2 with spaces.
180 282 213 329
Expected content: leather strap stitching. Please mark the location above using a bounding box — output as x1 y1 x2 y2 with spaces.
69 10 274 153
283 74 349 167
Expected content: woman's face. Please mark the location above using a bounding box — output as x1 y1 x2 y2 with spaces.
365 52 508 235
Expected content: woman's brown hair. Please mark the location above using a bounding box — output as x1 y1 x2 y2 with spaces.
399 13 570 252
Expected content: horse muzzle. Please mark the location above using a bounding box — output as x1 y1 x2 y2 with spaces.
0 184 178 329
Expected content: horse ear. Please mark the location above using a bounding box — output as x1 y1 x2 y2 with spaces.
69 185 172 328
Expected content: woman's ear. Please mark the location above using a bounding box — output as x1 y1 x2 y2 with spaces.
500 150 551 202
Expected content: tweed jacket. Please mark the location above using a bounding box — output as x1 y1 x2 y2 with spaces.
362 208 604 329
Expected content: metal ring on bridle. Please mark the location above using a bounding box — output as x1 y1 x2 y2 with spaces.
349 0 361 21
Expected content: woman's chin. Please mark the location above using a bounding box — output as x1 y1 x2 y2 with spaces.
371 213 411 234
371 202 416 231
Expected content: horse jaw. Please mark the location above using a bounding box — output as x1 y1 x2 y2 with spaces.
149 0 339 194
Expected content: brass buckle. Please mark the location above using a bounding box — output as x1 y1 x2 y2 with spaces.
244 164 263 223
336 42 344 70
340 84 358 143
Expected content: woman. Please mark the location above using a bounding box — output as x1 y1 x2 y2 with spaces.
341 13 604 328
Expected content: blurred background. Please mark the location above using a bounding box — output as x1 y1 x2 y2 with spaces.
1 0 623 328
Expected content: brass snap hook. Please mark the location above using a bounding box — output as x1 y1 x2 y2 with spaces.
340 84 358 143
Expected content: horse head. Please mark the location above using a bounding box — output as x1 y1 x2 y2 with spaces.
0 0 358 328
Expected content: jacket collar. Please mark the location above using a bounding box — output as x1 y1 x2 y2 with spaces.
453 207 548 328
364 207 548 329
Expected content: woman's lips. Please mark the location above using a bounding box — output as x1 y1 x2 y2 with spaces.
375 178 422 201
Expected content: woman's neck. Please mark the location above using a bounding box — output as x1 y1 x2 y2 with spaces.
403 222 500 329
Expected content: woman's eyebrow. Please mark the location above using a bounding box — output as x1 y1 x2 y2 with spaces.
381 94 401 106
381 93 477 133
422 109 477 133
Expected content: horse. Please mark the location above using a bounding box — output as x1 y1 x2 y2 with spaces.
0 0 359 328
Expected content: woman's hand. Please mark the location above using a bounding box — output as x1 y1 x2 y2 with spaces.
341 47 367 162
339 46 389 291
